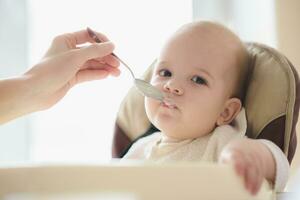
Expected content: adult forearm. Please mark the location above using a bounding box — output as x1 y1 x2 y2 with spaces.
0 75 39 124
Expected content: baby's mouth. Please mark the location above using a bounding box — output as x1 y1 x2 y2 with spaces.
161 99 178 109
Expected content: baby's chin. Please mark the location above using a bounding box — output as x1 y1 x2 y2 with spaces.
151 116 175 129
154 124 208 140
152 121 183 138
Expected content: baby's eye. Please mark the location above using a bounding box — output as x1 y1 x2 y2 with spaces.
158 69 172 77
191 76 207 85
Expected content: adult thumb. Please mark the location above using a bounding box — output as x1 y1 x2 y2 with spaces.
78 41 115 62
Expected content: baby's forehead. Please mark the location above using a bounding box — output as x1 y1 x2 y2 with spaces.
159 21 246 78
173 22 240 50
187 24 244 66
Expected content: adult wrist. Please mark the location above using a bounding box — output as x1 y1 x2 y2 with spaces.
21 71 50 112
0 74 39 124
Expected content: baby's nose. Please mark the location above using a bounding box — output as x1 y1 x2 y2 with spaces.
163 81 183 95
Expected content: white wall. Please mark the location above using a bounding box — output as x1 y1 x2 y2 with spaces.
192 0 277 47
0 0 31 162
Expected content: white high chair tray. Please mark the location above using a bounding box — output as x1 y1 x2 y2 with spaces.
0 162 274 200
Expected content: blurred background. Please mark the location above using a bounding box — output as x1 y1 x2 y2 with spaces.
0 0 299 186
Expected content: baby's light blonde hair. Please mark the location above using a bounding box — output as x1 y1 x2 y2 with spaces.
201 21 250 105
229 36 251 106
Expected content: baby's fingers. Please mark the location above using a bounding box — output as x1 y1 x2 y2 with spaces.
219 150 246 177
245 164 263 195
233 157 247 177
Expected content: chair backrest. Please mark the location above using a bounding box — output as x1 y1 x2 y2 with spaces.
112 42 300 164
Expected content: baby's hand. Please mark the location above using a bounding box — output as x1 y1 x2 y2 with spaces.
218 139 265 195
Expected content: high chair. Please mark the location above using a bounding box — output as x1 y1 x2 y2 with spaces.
113 42 300 164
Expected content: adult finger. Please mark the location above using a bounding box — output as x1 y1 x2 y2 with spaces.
101 55 120 67
75 69 109 84
77 47 120 67
76 42 115 63
105 66 121 77
72 29 110 45
87 54 120 67
81 60 111 70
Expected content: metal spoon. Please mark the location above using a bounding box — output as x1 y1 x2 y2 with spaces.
86 27 164 101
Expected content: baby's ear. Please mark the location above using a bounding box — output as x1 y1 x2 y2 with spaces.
216 98 242 126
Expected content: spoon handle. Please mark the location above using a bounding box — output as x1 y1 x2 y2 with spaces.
86 27 135 79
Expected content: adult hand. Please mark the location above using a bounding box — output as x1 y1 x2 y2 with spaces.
0 29 120 124
25 29 120 110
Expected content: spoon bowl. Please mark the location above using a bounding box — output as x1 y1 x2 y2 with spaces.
134 79 164 101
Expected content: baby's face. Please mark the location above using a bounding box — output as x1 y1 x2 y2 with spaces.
145 24 240 139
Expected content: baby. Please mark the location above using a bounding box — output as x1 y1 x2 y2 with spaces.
122 21 289 195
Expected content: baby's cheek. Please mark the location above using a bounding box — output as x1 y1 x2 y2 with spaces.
150 77 164 88
144 98 157 122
